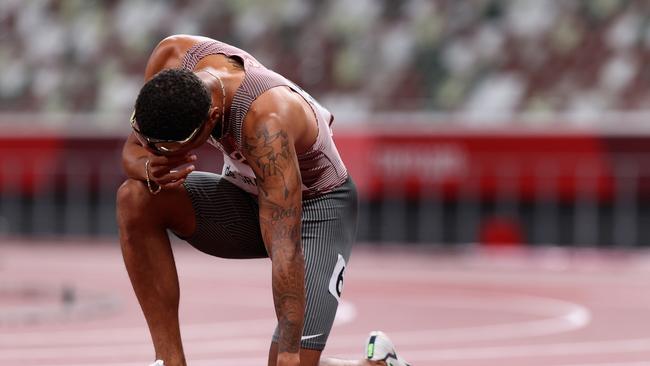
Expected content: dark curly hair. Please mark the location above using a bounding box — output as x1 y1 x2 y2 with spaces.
134 68 211 140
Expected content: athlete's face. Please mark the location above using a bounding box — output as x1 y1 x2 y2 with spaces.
133 108 219 157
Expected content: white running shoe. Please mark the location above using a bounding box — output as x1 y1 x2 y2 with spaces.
148 361 164 366
365 331 411 366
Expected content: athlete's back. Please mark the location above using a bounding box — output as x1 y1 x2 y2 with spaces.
154 36 348 198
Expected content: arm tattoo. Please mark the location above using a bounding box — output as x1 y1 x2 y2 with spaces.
260 199 304 354
243 121 305 354
227 56 244 70
260 199 301 242
243 126 291 198
270 241 305 354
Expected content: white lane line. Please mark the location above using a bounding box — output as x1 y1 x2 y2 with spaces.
26 338 650 366
0 302 357 360
1 301 357 349
382 338 650 362
557 363 650 366
0 318 268 343
2 291 585 361
0 337 271 361
0 318 274 347
329 293 591 345
350 266 650 287
32 357 270 366
2 291 583 351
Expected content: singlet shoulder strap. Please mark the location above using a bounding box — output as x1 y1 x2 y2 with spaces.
180 41 231 71
178 40 290 148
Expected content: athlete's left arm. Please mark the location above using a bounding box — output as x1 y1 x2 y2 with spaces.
241 108 304 366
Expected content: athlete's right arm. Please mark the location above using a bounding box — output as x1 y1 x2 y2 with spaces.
121 133 196 190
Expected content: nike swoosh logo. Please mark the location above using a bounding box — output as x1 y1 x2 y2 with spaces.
301 333 323 341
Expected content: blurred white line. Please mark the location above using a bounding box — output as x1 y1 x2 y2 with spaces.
1 301 356 349
2 292 587 361
33 357 270 366
27 338 650 366
393 338 650 361
558 363 650 366
327 293 591 346
0 318 273 347
352 267 650 287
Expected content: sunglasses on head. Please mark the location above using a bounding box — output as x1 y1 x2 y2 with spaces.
130 111 205 155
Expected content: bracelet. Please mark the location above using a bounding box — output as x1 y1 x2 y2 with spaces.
145 159 162 195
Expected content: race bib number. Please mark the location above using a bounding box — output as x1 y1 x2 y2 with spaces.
328 254 346 302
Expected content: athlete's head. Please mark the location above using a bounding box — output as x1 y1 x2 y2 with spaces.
132 68 217 155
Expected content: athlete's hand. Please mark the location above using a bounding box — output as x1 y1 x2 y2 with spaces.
276 352 300 366
146 153 197 189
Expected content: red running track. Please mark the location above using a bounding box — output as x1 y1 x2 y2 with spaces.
2 240 650 366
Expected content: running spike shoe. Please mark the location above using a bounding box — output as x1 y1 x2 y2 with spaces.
365 331 411 366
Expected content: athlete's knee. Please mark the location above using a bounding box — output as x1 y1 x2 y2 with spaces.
116 178 154 224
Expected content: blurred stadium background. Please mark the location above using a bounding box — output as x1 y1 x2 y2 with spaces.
2 0 650 247
4 1 650 365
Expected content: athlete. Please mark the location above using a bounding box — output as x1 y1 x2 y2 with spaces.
116 35 410 366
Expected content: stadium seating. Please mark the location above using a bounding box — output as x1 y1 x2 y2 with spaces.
0 0 648 125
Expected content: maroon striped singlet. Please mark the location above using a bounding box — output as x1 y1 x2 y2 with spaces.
180 40 348 198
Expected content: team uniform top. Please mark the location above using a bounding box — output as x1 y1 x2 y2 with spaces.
180 40 348 198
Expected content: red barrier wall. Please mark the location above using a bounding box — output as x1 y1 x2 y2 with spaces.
1 131 649 200
334 133 616 200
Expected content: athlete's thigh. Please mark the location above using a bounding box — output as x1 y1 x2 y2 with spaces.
176 171 268 259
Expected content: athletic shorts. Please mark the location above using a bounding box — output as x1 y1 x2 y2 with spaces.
179 171 358 350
